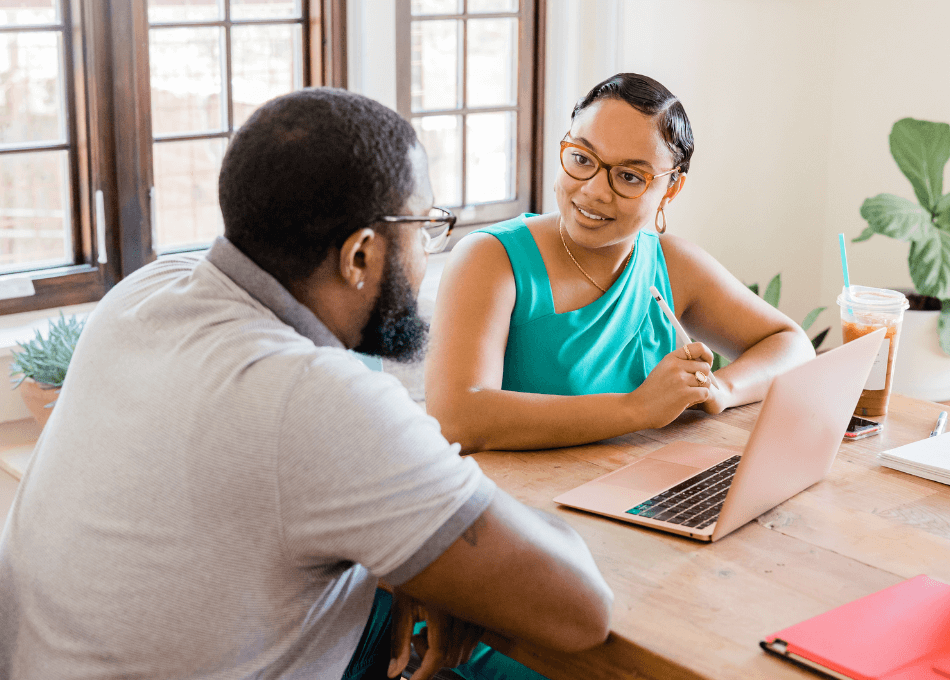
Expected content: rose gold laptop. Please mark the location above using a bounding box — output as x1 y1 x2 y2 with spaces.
554 328 886 542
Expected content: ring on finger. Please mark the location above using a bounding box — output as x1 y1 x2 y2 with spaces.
695 371 708 386
683 345 693 361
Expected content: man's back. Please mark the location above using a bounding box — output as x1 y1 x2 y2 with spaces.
0 246 492 678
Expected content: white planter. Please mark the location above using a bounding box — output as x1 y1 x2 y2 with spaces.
892 309 950 402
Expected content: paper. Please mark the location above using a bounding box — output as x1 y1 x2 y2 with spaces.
879 435 950 485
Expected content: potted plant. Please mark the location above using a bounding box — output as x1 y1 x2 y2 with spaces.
855 117 950 401
8 312 86 426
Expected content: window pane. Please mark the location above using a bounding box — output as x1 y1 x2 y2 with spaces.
467 0 518 11
0 31 66 145
230 0 300 20
467 18 517 108
0 150 70 274
152 138 226 251
231 24 302 130
149 27 225 137
148 0 221 23
411 20 458 113
413 116 461 207
0 1 59 26
466 112 514 203
410 0 460 15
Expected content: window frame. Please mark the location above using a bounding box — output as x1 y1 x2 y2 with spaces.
0 0 344 316
394 0 546 233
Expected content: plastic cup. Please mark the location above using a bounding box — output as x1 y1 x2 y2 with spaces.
837 285 909 418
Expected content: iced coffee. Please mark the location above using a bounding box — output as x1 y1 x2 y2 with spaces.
837 285 909 417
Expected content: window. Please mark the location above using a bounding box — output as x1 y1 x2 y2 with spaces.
1 0 100 312
0 0 342 316
396 0 543 230
148 0 306 252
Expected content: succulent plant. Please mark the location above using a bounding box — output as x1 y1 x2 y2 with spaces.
9 312 86 389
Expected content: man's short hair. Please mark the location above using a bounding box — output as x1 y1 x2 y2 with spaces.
218 87 419 287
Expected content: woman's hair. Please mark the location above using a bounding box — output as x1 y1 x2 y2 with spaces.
572 73 694 177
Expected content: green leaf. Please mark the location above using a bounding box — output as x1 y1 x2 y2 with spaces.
8 312 85 388
711 352 731 372
811 327 830 351
860 194 932 241
936 193 950 229
852 226 876 243
747 282 759 296
763 274 781 308
801 306 826 331
889 118 950 211
939 303 950 356
908 229 950 299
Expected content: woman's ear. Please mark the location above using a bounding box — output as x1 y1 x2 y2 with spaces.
661 173 686 208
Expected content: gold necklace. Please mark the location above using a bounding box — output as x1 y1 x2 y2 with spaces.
559 222 634 294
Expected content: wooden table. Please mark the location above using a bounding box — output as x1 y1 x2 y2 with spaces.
472 394 950 680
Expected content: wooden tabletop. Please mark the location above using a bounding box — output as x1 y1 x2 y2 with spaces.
472 394 950 680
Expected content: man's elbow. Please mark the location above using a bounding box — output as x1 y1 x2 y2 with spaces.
555 582 614 652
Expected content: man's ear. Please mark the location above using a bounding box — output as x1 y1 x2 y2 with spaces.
661 174 686 208
338 228 384 290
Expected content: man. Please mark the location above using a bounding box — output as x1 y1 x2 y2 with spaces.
0 89 612 679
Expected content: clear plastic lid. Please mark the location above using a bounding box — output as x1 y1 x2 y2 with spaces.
836 285 909 313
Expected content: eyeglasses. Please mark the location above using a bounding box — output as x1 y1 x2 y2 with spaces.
378 207 456 254
559 139 680 200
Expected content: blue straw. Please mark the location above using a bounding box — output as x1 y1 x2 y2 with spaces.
838 233 851 289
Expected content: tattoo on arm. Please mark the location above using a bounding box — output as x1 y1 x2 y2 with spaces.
461 516 488 547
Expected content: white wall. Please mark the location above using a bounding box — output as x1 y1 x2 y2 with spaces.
543 0 950 346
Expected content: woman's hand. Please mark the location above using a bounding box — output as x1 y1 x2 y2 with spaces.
629 342 714 429
389 589 484 680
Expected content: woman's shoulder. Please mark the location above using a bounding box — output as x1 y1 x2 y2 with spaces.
473 213 533 237
658 231 714 272
443 225 516 292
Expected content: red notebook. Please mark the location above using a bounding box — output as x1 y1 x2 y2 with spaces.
761 575 950 680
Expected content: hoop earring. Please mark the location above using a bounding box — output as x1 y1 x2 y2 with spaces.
655 207 667 234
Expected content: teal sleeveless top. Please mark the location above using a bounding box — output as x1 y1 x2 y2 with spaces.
475 214 677 396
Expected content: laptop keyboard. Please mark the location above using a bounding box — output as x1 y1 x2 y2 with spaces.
625 455 742 530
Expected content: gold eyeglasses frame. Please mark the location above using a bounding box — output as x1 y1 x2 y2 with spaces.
559 139 681 200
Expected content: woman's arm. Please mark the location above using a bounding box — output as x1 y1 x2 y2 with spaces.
424 234 709 452
662 234 816 414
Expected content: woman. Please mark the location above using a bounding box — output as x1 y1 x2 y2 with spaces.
425 73 815 453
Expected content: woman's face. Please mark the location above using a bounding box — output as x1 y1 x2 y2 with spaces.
555 98 679 251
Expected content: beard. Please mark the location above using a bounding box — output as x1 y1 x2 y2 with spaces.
353 242 429 363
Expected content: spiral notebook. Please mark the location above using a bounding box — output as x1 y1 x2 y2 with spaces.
878 435 950 486
761 575 950 679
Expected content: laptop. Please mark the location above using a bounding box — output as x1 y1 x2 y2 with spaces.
554 327 886 542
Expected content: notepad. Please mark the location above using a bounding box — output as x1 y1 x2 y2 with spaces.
878 435 950 485
761 575 950 680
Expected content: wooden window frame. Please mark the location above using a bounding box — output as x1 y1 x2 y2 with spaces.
1 0 345 316
394 0 546 233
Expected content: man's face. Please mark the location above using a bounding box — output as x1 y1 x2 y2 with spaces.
352 145 433 363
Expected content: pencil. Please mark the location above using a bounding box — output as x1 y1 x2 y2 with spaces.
649 286 721 389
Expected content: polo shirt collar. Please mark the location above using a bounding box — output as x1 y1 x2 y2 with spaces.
206 236 344 350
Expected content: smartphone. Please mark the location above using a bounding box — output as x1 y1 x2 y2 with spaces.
844 415 882 440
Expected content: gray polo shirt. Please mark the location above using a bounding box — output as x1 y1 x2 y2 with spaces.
0 237 495 679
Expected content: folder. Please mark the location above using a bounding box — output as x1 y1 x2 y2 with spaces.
761 575 950 679
878 436 950 486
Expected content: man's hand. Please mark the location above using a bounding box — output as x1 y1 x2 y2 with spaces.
388 590 484 680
